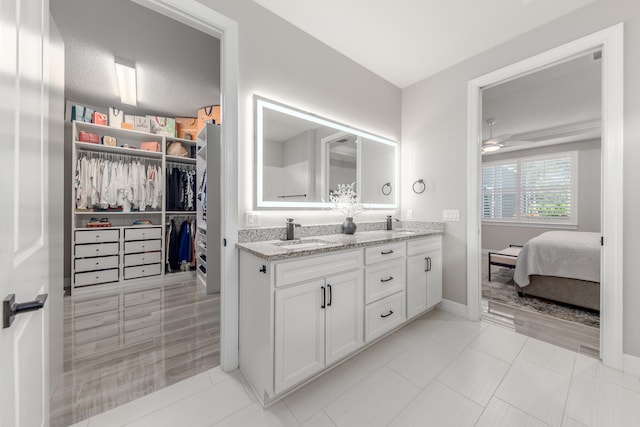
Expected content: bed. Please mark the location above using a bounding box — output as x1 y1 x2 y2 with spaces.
514 231 601 311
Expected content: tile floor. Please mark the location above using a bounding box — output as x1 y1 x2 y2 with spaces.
68 308 640 427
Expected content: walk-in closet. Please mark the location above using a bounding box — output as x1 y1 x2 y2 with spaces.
49 1 223 425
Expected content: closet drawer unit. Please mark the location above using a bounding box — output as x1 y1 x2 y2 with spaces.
124 239 161 254
124 288 161 308
74 334 119 358
73 295 119 317
75 229 120 244
364 258 406 304
365 291 406 342
74 255 119 273
124 263 161 280
73 310 119 332
124 227 162 241
75 242 119 258
407 235 442 256
364 242 406 265
275 249 362 288
74 268 119 287
124 252 162 267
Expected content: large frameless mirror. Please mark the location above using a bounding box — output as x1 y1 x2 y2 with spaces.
255 96 398 209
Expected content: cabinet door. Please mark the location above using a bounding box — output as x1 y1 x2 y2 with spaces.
325 270 364 365
425 247 443 309
406 254 427 319
275 279 325 393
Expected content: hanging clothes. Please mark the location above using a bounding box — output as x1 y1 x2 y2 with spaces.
198 169 207 220
166 166 196 211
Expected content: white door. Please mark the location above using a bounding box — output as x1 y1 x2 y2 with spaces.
325 270 363 365
1 0 51 425
406 255 427 319
274 279 325 393
425 248 443 309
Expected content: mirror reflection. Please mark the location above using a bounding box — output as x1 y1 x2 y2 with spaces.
256 96 398 209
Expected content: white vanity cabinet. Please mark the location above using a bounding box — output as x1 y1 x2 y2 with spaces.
406 236 443 319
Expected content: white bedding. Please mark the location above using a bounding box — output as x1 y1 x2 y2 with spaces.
514 231 601 287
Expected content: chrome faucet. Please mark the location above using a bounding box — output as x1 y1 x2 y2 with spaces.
286 218 301 240
386 215 400 230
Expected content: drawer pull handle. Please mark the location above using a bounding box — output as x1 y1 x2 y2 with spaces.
327 284 332 306
380 310 394 318
380 276 394 283
381 250 394 255
321 286 326 309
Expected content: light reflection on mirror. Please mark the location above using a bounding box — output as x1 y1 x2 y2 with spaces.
255 96 398 209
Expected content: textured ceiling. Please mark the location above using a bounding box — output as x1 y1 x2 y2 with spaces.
253 0 597 88
50 0 220 118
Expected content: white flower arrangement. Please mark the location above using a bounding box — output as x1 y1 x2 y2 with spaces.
329 182 364 218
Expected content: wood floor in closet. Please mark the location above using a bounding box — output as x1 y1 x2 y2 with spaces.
50 279 220 427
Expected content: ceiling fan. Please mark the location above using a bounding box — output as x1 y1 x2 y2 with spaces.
482 118 512 153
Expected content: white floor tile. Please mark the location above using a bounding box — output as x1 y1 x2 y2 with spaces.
88 371 214 427
68 421 89 427
518 338 576 376
562 416 587 427
573 353 640 392
323 367 420 427
422 308 456 321
427 319 487 351
396 316 445 342
471 324 527 363
352 332 413 372
284 360 368 423
213 401 299 427
299 412 336 427
437 348 510 406
124 376 252 427
387 337 458 388
387 380 482 427
475 397 548 427
495 358 571 427
565 372 640 427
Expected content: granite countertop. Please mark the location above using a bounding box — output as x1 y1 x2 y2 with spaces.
237 228 444 261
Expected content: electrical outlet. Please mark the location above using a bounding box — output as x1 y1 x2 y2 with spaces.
245 211 261 226
406 209 413 220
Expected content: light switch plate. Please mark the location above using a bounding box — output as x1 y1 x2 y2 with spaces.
245 211 261 226
443 210 459 221
406 209 413 220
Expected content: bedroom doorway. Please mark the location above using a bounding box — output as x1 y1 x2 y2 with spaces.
479 52 602 355
466 24 624 369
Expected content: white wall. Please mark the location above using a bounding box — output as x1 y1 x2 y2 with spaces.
402 0 640 356
482 139 601 250
199 0 401 227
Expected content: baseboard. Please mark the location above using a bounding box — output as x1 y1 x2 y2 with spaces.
438 299 468 318
623 353 640 377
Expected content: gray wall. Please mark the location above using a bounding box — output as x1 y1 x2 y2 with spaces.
482 139 601 250
199 0 401 227
401 0 640 356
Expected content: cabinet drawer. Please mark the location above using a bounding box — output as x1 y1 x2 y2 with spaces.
74 268 119 287
124 227 162 241
364 242 406 265
124 263 161 280
73 294 119 317
124 239 161 254
275 249 362 288
75 242 119 258
124 288 161 308
365 258 406 304
365 291 406 342
124 252 162 267
74 310 119 332
74 321 119 345
75 229 120 244
75 255 119 273
407 235 442 256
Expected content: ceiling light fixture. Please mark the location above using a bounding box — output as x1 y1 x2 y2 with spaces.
114 57 137 106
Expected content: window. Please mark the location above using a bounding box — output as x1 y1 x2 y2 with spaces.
482 151 578 225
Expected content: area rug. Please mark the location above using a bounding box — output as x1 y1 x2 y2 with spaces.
482 264 600 328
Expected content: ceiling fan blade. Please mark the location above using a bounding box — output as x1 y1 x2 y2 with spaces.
482 133 512 146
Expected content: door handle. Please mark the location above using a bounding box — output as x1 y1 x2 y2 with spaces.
321 286 326 309
3 293 48 329
427 257 432 272
327 284 332 306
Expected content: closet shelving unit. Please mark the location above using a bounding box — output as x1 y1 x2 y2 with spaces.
71 120 199 294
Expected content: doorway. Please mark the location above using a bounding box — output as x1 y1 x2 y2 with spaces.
48 0 238 425
466 24 624 369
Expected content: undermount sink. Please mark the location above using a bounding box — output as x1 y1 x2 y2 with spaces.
274 238 333 250
387 229 418 235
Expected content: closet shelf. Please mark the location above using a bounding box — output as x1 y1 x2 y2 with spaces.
74 121 163 142
74 211 162 215
166 136 197 146
75 141 163 159
165 155 196 164
165 211 196 215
